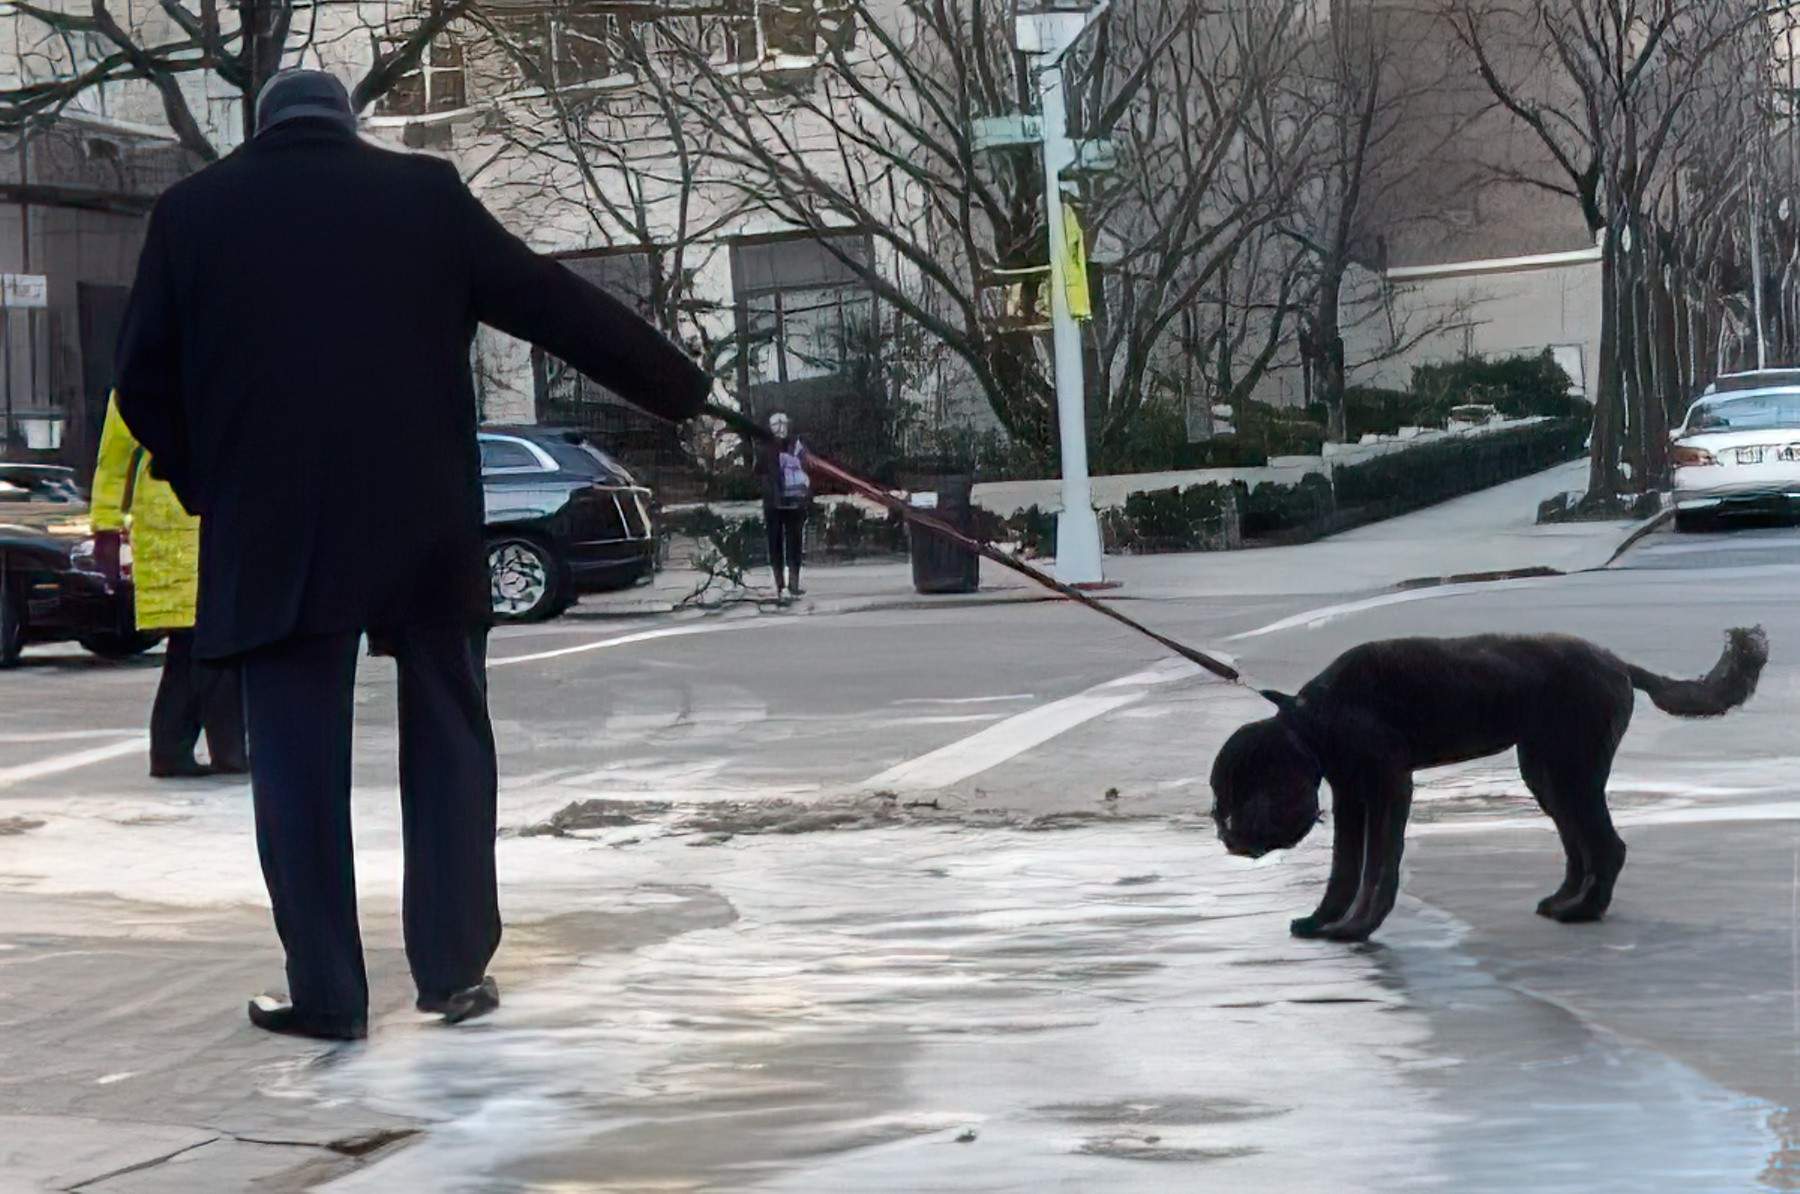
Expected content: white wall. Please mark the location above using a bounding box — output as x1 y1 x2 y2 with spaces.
1348 254 1602 397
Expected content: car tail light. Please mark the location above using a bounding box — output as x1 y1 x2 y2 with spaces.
1670 444 1717 467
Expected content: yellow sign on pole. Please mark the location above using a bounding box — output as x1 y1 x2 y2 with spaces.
1060 206 1091 321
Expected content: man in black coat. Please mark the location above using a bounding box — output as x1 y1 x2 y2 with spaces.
115 70 710 1040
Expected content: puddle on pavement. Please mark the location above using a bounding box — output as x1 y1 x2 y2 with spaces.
286 824 1781 1192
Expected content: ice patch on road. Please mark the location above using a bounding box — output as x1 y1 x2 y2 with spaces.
310 825 1449 1193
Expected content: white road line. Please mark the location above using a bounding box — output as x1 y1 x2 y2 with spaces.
0 729 145 744
0 736 147 790
890 694 1036 707
853 568 1563 795
488 619 774 667
861 660 1200 791
887 713 1010 726
1226 577 1549 642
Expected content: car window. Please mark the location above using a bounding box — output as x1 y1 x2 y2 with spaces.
1688 394 1800 432
576 443 635 485
0 468 80 502
479 440 544 473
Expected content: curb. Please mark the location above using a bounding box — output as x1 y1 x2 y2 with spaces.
808 591 1056 617
1598 507 1675 569
567 507 1677 623
1385 507 1673 594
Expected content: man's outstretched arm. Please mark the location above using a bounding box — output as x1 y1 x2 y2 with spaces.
114 201 194 508
452 166 710 423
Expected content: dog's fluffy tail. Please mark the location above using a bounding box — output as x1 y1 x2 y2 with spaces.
1627 626 1769 718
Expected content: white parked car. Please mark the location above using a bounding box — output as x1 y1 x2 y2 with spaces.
1670 370 1800 531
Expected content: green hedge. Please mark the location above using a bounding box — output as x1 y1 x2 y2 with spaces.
1241 473 1335 539
672 417 1588 565
1332 418 1587 516
662 501 910 569
1409 352 1582 422
1114 483 1236 553
1093 419 1584 555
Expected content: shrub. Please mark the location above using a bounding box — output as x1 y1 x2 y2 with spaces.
1005 504 1057 557
1171 435 1269 469
1409 352 1581 422
1232 400 1330 458
1240 473 1334 539
825 502 867 553
1333 418 1587 516
1119 483 1235 552
1308 386 1429 440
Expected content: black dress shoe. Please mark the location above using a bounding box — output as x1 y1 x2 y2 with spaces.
418 976 500 1024
209 756 250 776
150 757 213 780
247 994 367 1041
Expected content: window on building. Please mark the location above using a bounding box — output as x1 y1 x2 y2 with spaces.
732 233 874 396
376 36 467 116
682 0 855 71
491 3 636 90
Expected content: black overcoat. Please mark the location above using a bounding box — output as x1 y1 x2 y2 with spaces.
116 118 707 659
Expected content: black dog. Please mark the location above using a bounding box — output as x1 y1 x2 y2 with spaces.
1210 628 1768 942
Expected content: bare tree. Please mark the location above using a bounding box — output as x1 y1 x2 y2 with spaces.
1448 0 1770 498
467 6 749 348
655 0 1314 464
1280 0 1470 440
1 0 468 161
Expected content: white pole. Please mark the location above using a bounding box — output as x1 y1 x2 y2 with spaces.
1751 181 1769 371
1037 57 1104 585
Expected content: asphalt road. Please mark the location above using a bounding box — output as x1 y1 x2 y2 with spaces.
6 519 1800 1191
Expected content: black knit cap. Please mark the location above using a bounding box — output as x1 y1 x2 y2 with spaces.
255 69 357 136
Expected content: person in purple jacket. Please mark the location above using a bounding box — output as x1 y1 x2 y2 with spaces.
760 412 812 602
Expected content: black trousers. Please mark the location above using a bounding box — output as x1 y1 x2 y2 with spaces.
241 623 499 1026
766 505 806 580
151 629 246 770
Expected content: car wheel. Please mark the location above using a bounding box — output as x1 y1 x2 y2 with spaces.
1673 509 1714 534
0 578 22 669
78 631 164 660
487 535 570 623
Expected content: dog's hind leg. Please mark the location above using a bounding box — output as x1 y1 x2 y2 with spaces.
1518 743 1588 918
1525 712 1629 924
1291 788 1366 939
1549 785 1628 923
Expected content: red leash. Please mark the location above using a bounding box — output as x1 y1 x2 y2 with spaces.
708 404 1245 686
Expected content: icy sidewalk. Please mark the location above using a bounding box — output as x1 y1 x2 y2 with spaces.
574 460 1653 617
307 824 1773 1193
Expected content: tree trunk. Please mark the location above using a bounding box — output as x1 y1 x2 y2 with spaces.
1589 234 1624 500
1621 228 1653 492
1309 267 1348 442
238 1 286 143
1647 261 1677 483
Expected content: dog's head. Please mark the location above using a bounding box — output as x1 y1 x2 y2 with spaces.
1209 693 1324 859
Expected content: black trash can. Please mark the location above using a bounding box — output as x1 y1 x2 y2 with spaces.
909 474 981 594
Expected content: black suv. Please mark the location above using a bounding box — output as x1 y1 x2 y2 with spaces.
480 425 656 622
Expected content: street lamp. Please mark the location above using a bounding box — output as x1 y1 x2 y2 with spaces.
1018 2 1110 586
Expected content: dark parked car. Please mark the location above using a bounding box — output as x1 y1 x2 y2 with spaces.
0 464 160 667
480 426 656 622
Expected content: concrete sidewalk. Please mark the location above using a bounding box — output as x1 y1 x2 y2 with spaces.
571 460 1653 619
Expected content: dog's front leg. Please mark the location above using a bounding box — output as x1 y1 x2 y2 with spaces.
1320 772 1413 943
1291 788 1365 938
